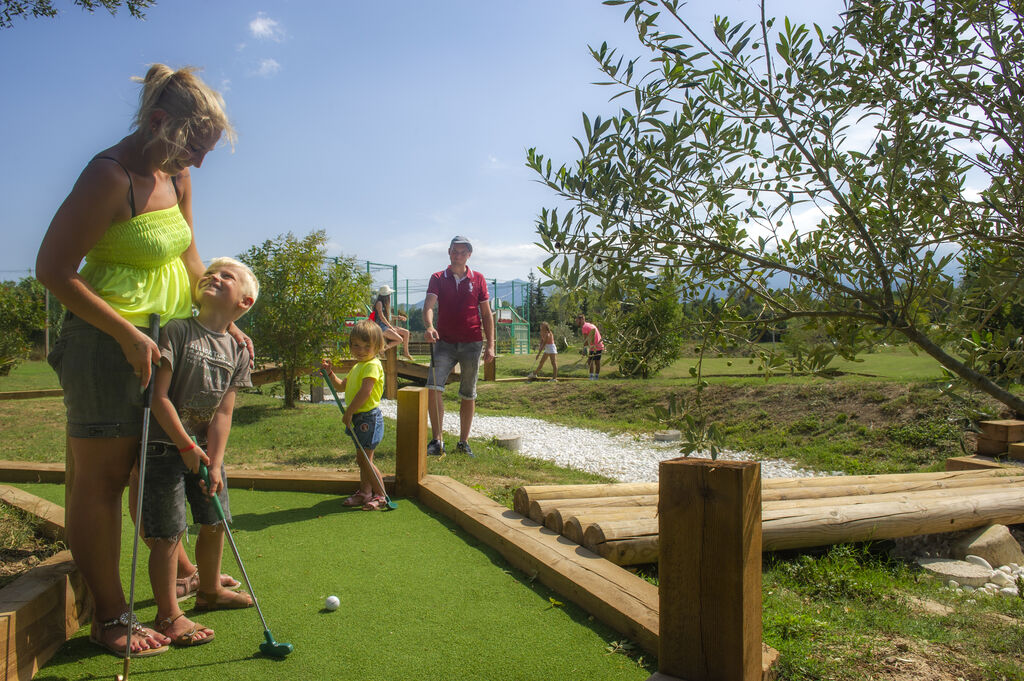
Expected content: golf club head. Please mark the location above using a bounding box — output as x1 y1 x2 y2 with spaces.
386 500 399 510
260 630 293 658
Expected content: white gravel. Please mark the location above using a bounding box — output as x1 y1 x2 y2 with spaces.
371 399 830 483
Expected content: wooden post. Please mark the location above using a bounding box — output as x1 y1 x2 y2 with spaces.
395 387 427 497
384 346 398 399
484 357 496 382
655 458 762 681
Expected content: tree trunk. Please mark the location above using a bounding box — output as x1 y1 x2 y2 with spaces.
901 324 1024 414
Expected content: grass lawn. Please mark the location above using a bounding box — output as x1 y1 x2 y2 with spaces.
17 483 653 681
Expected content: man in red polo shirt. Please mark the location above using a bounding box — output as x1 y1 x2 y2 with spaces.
422 236 495 457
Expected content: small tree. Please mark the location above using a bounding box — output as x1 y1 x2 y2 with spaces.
604 273 688 378
0 277 46 375
529 0 1024 414
239 231 371 408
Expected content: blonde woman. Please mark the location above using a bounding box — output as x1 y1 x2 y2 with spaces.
36 64 246 659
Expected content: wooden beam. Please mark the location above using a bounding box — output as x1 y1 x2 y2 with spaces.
383 347 398 400
514 482 659 516
761 473 1024 502
0 389 63 401
395 387 428 497
0 487 65 541
0 462 66 485
945 455 1014 471
978 419 1024 442
225 468 365 494
658 457 763 681
528 495 659 524
0 551 90 681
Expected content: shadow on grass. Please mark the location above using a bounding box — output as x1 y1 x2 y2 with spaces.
35 636 285 680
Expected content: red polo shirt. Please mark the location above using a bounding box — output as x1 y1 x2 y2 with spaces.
427 266 489 343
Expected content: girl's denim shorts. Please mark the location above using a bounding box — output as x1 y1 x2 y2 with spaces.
349 407 384 450
47 312 147 439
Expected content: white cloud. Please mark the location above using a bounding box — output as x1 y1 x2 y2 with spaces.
255 59 281 77
249 13 285 42
483 154 507 171
219 78 232 93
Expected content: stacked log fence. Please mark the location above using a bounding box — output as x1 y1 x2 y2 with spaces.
514 469 1024 566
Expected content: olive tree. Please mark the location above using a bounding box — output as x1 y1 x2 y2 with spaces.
239 230 371 408
529 0 1024 415
1 0 153 28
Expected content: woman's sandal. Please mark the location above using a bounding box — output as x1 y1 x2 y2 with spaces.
194 589 254 612
155 612 215 647
89 611 169 658
176 570 243 601
362 495 388 511
342 490 372 507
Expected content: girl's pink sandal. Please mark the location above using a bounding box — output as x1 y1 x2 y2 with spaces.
342 491 372 507
362 495 388 511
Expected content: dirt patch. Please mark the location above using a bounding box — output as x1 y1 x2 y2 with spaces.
0 506 64 588
869 636 968 681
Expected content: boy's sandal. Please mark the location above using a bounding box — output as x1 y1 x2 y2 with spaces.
194 589 254 611
176 570 242 601
89 611 169 658
155 612 215 647
362 495 388 511
342 490 372 507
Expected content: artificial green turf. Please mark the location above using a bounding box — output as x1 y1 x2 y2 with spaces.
15 483 653 680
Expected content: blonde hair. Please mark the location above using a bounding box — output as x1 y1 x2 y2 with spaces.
132 64 236 164
350 319 385 356
206 257 259 305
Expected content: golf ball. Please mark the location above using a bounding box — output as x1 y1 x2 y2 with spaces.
325 595 340 611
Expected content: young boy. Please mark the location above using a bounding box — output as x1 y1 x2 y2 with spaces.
142 257 258 646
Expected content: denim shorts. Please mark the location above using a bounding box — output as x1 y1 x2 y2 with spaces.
349 407 384 450
427 340 482 400
140 442 231 539
47 312 148 439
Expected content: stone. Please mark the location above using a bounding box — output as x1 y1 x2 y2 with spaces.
492 433 522 451
990 571 1014 587
916 558 993 588
964 554 994 571
999 587 1019 598
653 430 682 442
952 525 1024 569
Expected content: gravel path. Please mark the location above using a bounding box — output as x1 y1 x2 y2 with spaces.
373 399 828 483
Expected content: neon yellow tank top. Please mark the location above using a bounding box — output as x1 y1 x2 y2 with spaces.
79 205 194 328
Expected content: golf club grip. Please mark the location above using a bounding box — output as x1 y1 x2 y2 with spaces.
198 462 227 520
319 368 345 411
142 313 160 407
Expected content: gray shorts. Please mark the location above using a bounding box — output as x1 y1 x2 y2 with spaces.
47 312 147 439
427 340 482 400
140 442 231 540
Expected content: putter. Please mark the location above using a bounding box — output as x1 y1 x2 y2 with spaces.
118 313 160 681
198 462 294 658
319 369 398 510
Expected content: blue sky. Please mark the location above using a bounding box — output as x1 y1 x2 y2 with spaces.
0 0 845 290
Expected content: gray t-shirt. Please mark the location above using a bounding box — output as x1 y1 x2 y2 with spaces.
149 317 252 444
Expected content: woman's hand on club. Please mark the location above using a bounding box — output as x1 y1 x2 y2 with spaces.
119 327 161 388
